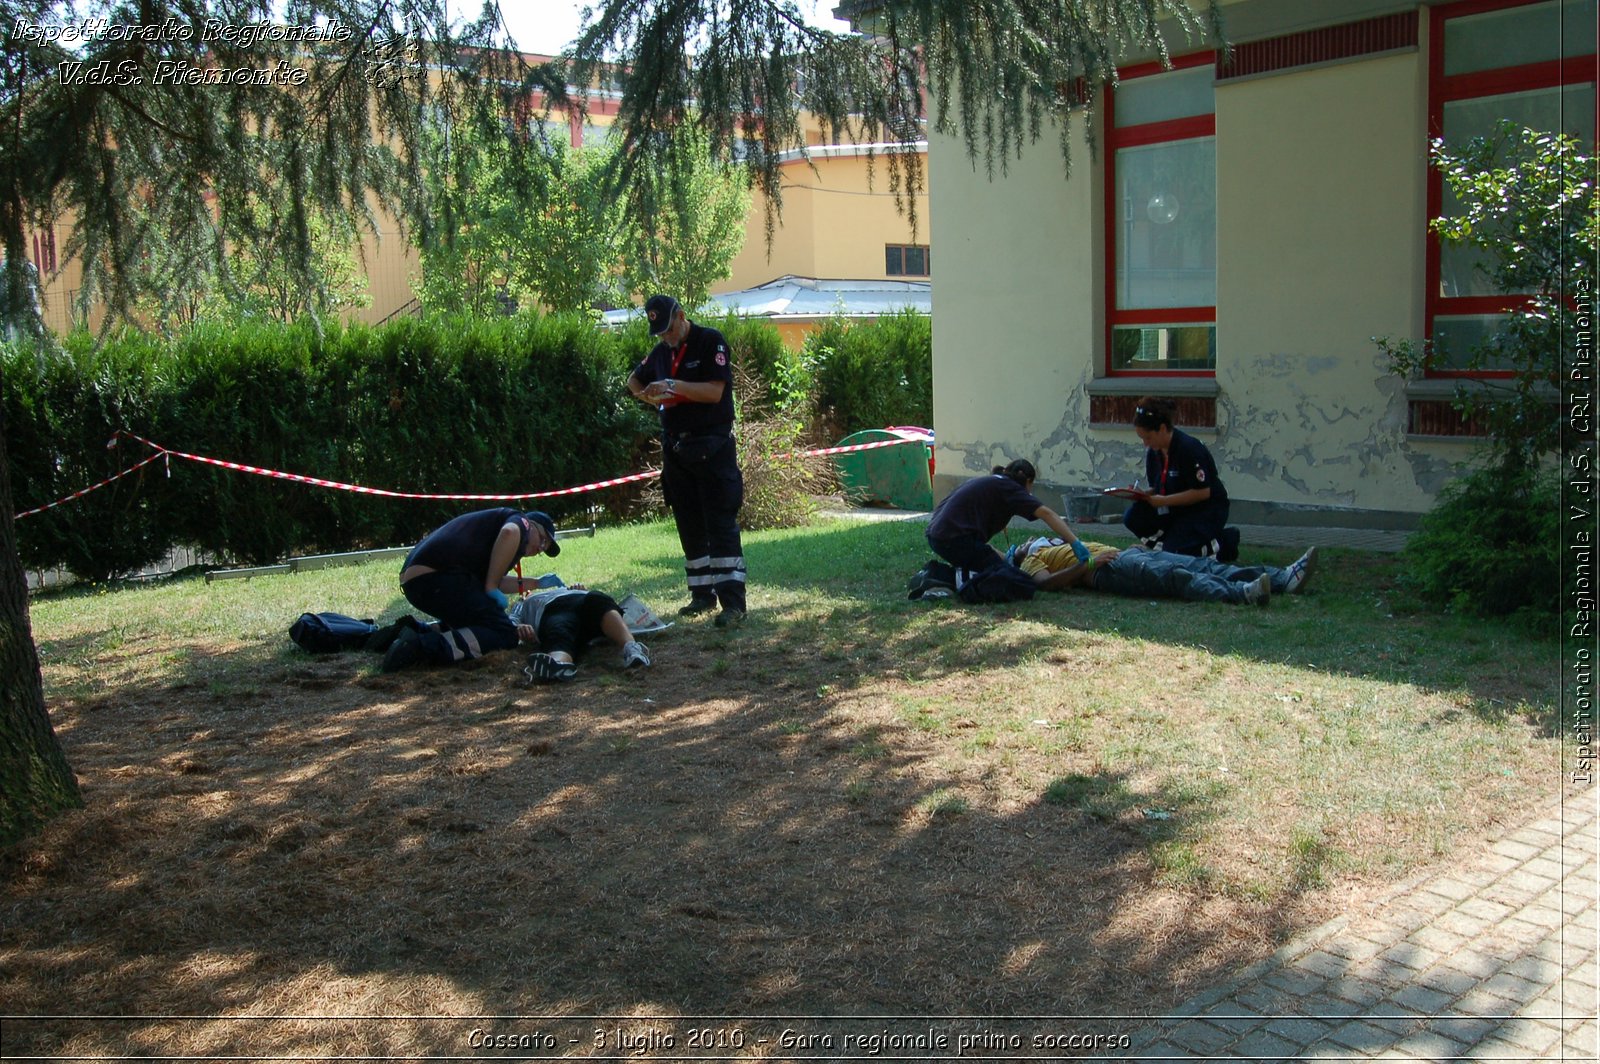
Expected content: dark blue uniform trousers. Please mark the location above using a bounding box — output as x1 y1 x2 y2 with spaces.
662 430 746 611
1123 496 1230 557
401 571 519 664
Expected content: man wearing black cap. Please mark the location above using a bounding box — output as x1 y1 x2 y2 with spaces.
382 507 563 671
627 294 747 627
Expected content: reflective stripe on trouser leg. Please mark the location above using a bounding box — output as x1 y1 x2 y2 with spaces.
416 625 500 665
684 555 716 599
402 571 518 665
445 627 484 661
711 556 746 611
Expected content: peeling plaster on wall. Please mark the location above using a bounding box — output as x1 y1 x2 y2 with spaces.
1220 345 1448 506
1372 361 1411 425
1088 440 1146 487
1305 403 1369 431
1350 374 1415 477
1039 396 1089 455
1293 444 1348 469
1038 388 1095 482
1252 352 1346 379
1276 467 1349 504
946 440 1027 478
1405 450 1467 496
1243 351 1298 378
1222 388 1291 484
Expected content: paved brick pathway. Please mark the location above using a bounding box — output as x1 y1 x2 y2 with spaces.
1127 797 1598 1061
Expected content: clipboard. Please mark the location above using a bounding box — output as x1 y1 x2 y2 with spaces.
1100 486 1150 502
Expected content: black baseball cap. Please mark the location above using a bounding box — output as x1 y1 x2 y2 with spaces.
644 294 679 335
523 511 561 556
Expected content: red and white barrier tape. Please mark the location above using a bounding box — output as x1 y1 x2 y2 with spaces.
800 437 928 459
17 431 930 519
14 451 167 519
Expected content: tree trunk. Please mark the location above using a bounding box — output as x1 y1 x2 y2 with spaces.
0 400 82 846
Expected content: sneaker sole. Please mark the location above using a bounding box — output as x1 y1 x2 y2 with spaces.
526 653 578 682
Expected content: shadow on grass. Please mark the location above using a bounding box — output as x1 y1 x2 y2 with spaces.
8 632 1318 1058
5 516 1562 1055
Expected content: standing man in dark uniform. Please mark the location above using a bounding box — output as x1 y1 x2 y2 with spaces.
627 294 747 627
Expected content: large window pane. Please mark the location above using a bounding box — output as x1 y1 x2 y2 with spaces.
1114 138 1216 310
1432 314 1516 371
1438 84 1597 297
1114 64 1215 127
1441 83 1597 146
1112 325 1216 371
1444 0 1597 76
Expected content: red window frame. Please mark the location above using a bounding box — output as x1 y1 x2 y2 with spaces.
32 227 56 275
1426 0 1598 377
1103 49 1218 377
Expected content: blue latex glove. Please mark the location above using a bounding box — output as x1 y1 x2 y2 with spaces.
487 587 509 610
1071 540 1091 564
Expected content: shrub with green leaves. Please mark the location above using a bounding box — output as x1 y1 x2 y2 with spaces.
1375 124 1592 620
806 309 932 439
712 314 812 415
1396 463 1559 621
6 313 641 576
1379 125 1596 473
6 330 176 581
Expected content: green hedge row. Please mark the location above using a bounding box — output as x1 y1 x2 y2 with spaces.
6 310 933 581
804 310 934 435
6 314 649 580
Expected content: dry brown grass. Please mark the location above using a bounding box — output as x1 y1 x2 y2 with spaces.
2 521 1568 1058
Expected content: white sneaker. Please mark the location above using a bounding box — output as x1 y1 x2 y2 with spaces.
621 640 651 669
1243 573 1271 606
1284 546 1318 594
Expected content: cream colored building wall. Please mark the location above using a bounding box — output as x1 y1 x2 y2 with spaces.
930 39 1473 519
927 115 1102 486
720 152 929 292
1208 49 1464 513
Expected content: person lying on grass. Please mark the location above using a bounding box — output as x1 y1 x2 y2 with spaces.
510 587 651 683
1012 537 1317 606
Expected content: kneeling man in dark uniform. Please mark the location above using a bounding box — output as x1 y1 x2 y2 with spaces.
383 507 562 672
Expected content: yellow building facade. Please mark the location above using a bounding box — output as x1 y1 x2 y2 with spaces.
720 142 931 293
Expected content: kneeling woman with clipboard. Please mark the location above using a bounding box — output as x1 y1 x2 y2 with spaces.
1121 397 1236 560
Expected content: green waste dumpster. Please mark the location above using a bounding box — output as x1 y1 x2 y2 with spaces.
832 428 935 511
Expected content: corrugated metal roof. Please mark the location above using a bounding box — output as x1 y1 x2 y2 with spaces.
602 275 931 329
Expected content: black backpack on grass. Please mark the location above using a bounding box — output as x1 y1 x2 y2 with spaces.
289 612 379 654
956 564 1037 604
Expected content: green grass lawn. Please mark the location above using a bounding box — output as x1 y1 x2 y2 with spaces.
29 514 1560 900
6 514 1568 1049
